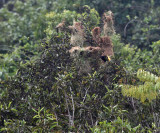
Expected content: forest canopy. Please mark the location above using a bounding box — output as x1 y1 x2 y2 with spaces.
0 0 160 132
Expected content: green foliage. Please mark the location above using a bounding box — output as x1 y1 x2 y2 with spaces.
1 0 160 50
130 0 160 48
0 41 40 80
45 10 77 39
1 1 160 132
91 117 141 133
0 0 58 50
0 4 100 81
112 34 160 72
45 5 100 40
51 0 160 49
78 5 100 30
0 102 59 132
0 35 124 132
32 107 60 132
122 69 160 103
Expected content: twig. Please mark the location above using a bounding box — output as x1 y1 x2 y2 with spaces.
64 91 72 127
69 87 75 127
131 97 137 113
124 18 139 37
83 88 89 103
90 112 94 126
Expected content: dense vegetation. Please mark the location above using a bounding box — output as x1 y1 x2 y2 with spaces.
0 0 160 132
